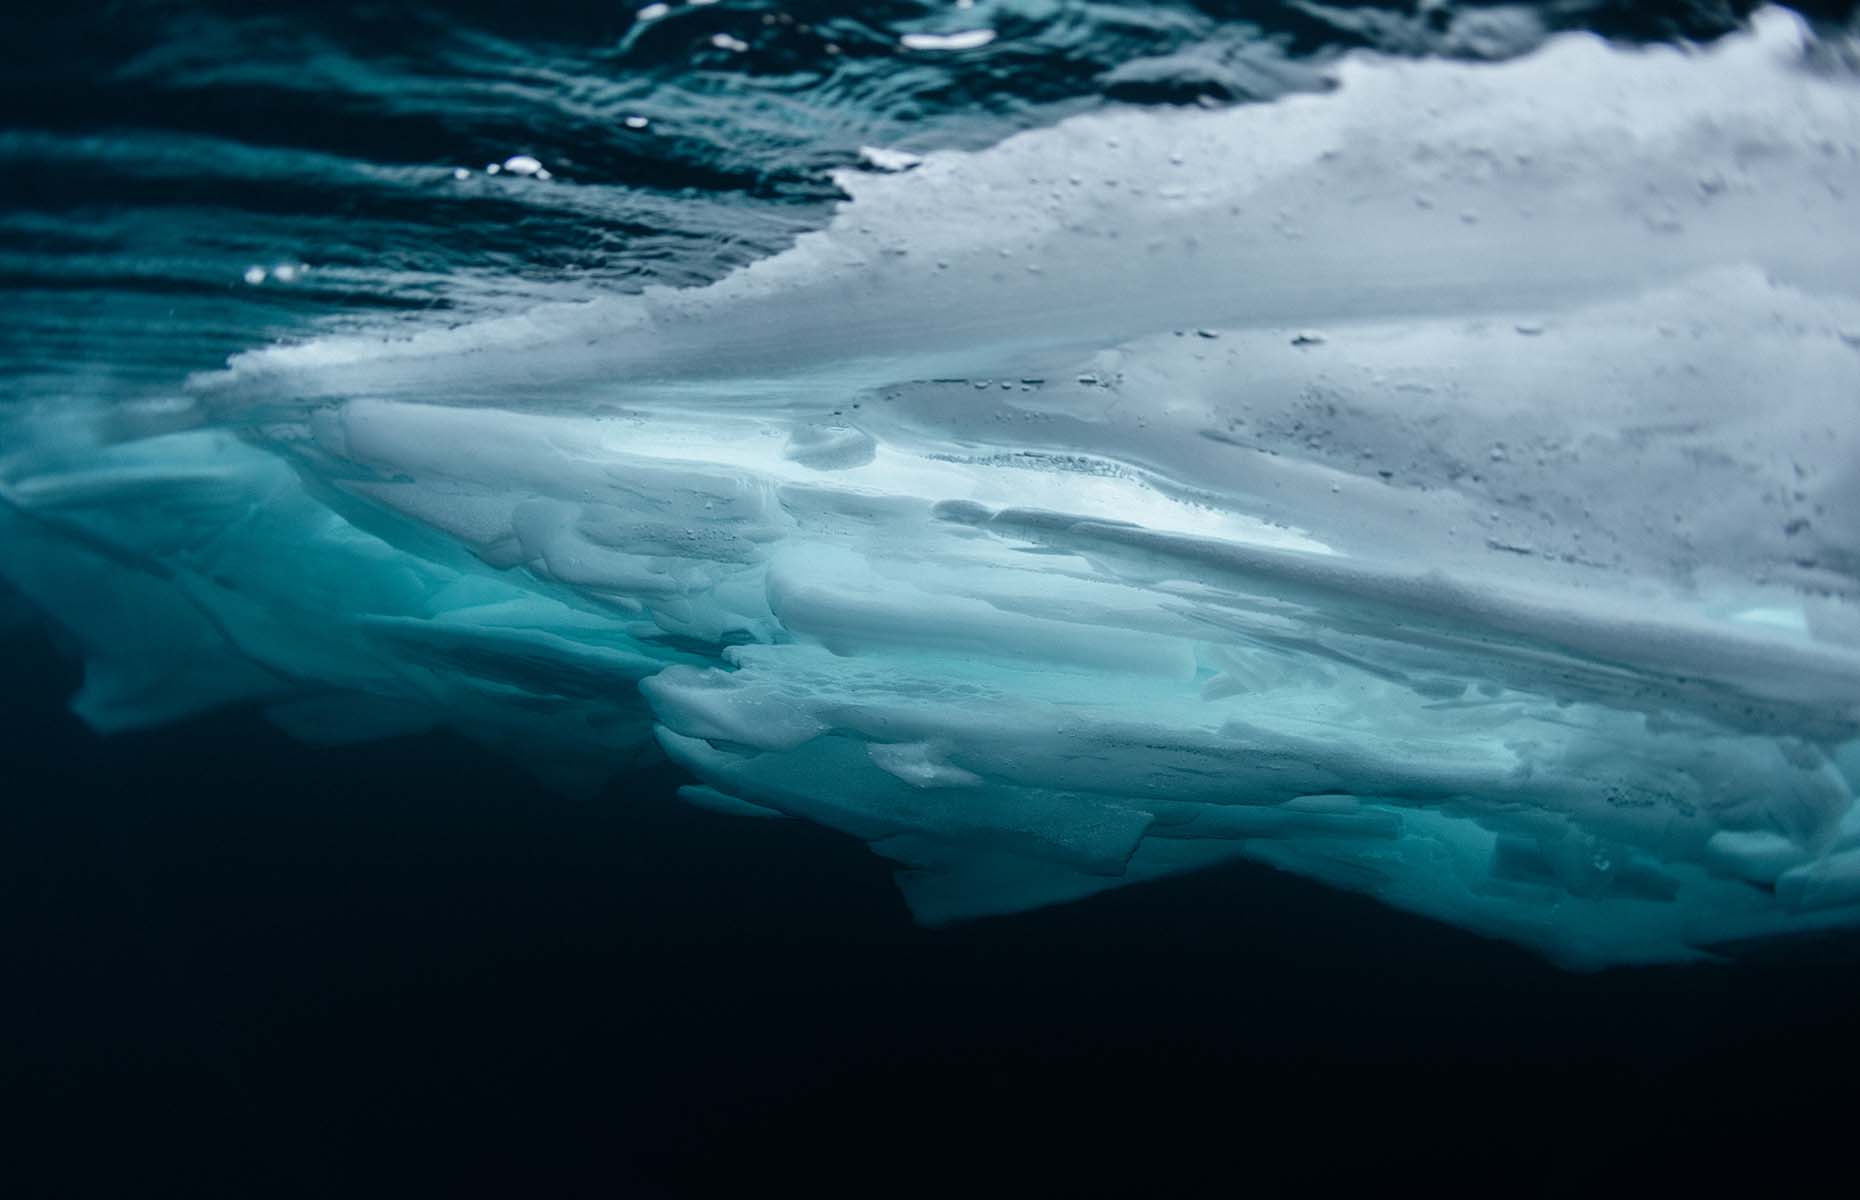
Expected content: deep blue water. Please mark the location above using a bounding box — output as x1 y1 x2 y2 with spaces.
6 3 1860 1193
12 620 1860 1194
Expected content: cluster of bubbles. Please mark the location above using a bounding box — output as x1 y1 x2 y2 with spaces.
241 263 310 287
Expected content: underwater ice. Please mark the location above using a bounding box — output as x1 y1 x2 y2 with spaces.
6 9 1860 965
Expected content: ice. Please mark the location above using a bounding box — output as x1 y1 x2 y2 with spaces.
5 8 1860 965
899 31 997 53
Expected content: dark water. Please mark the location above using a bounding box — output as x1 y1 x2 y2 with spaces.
10 620 1860 1195
6 2 1860 1193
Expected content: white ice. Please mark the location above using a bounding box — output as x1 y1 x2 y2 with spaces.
5 8 1860 965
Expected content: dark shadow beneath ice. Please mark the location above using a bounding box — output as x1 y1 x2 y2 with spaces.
3 626 1856 1194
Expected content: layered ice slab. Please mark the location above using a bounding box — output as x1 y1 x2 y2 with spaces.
6 8 1860 965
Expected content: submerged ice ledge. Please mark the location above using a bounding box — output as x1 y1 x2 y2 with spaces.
6 8 1860 966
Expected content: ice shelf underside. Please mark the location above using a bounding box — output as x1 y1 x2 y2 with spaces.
5 9 1860 966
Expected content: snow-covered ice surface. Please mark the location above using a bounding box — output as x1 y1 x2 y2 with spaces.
6 8 1860 966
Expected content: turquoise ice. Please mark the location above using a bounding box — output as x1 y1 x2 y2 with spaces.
6 9 1860 965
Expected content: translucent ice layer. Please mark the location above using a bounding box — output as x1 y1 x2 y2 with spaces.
5 8 1860 965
